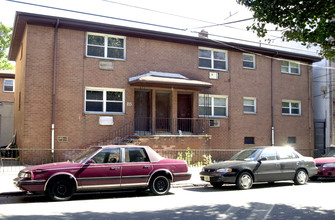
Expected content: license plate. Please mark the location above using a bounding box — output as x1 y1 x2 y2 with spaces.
204 176 210 181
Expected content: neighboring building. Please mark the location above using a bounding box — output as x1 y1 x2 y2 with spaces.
0 70 15 147
313 59 335 156
8 12 321 163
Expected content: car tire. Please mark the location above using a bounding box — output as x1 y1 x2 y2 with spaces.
236 172 253 190
150 176 170 195
47 178 75 201
294 169 308 185
210 182 223 188
309 176 318 181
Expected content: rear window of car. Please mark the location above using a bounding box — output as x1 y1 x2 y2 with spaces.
125 148 150 162
277 148 299 159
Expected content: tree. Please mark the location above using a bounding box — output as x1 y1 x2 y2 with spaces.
237 0 335 60
0 22 14 70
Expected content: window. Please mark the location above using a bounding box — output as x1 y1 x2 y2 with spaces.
86 33 126 60
199 95 228 117
198 47 227 71
244 137 255 145
260 148 277 160
243 97 256 114
282 100 301 116
278 148 298 159
288 137 297 144
125 148 150 162
85 88 125 114
281 60 300 75
91 148 120 163
243 53 255 69
3 79 14 92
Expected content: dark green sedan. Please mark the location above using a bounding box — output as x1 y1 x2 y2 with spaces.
200 146 318 190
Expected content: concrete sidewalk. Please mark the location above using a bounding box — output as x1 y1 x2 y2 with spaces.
0 166 207 195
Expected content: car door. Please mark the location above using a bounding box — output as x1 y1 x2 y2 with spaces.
253 148 281 182
277 148 300 180
120 147 153 188
76 148 121 190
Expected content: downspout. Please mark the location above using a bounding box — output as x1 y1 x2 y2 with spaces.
51 19 60 162
308 66 312 146
271 55 275 146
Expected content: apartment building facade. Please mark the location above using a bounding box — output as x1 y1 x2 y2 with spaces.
9 12 321 163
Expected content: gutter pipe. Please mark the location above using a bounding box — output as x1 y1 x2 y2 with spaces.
51 19 59 162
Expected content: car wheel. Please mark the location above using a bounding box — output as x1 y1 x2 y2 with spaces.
236 172 253 190
150 176 170 195
47 178 75 201
294 169 308 185
210 182 223 188
309 176 318 181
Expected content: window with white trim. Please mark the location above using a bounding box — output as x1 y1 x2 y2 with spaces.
3 79 14 92
199 95 228 117
281 60 300 75
85 88 125 114
86 33 126 60
198 47 227 71
243 53 255 69
243 97 256 113
282 100 301 116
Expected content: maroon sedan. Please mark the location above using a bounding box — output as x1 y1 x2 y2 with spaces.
311 149 335 180
14 145 191 201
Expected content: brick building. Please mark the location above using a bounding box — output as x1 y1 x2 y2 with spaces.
0 70 15 147
8 12 321 163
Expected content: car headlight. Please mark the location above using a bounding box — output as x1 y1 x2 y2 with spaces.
18 171 32 179
323 163 335 168
216 168 232 173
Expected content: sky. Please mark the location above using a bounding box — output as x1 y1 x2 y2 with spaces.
0 0 320 56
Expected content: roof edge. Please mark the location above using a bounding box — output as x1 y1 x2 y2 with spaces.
9 12 322 63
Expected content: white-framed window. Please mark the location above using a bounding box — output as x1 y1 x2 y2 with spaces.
198 47 227 71
3 79 15 92
199 94 228 117
281 60 300 75
243 97 256 114
282 100 301 116
86 33 126 60
243 53 255 69
85 87 125 114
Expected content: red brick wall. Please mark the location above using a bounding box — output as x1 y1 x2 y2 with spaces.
14 24 315 162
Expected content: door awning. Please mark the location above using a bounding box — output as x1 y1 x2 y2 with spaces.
129 71 212 90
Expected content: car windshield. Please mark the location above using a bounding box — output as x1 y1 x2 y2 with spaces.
230 148 262 161
324 149 335 157
73 147 100 163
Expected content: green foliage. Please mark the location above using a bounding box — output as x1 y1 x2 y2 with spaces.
237 0 335 60
177 147 212 167
0 22 14 70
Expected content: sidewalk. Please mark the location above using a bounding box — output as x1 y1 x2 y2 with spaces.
0 166 208 195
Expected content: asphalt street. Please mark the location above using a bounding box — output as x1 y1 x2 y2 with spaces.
1 178 335 219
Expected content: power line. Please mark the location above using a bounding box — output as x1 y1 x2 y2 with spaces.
7 0 323 66
191 17 254 30
102 0 219 25
6 0 185 31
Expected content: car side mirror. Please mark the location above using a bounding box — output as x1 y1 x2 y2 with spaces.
86 159 95 164
258 157 267 163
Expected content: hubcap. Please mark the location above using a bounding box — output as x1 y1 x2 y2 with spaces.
241 175 251 188
297 171 307 184
156 180 166 192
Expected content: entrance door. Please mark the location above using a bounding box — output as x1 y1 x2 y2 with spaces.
156 92 171 132
134 90 151 132
177 94 192 132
